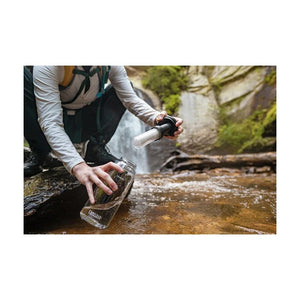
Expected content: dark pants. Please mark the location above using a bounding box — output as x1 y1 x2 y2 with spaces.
24 66 126 156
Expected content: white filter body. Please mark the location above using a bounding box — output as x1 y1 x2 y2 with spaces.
133 128 161 148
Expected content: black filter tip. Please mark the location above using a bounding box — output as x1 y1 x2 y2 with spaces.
156 116 178 136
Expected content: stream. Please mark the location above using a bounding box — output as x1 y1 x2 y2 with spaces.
37 170 276 234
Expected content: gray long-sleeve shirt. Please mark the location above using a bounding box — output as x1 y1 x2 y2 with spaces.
33 66 159 173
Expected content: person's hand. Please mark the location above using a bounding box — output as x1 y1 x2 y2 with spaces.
72 161 124 204
155 111 184 140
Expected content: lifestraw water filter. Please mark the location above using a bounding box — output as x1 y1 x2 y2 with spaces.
133 116 178 148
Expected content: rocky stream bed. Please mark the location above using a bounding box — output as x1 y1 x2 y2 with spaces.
24 154 276 234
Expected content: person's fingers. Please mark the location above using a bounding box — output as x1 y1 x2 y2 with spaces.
72 162 120 204
91 171 117 194
86 181 95 204
175 117 183 127
155 111 167 123
100 161 124 173
164 126 184 140
94 166 120 191
174 126 183 136
161 116 183 140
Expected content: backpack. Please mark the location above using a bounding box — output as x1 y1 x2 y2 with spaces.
59 66 111 104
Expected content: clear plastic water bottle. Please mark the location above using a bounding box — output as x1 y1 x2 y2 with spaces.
80 159 136 229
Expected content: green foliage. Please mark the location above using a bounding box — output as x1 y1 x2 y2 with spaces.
142 66 188 115
263 101 276 127
264 68 276 86
215 102 276 153
163 94 182 115
175 142 181 148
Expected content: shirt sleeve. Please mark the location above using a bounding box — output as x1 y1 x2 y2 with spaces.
109 66 159 126
33 66 84 173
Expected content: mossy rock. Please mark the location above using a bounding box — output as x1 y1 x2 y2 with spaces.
142 66 189 115
24 167 87 232
215 102 276 154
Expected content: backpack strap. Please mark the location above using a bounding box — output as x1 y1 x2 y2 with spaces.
72 66 101 94
96 66 111 99
95 66 111 135
61 66 101 105
59 66 110 105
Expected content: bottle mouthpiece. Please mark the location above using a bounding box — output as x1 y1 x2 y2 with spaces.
133 128 161 148
132 116 178 149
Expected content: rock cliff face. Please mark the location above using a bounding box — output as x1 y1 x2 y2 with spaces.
127 66 276 155
178 66 276 154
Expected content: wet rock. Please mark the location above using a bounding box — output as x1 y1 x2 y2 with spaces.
24 166 87 232
246 167 256 174
160 152 276 173
170 149 189 157
255 166 272 173
206 168 243 175
245 166 273 174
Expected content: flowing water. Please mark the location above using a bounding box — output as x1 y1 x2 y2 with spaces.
107 110 150 174
38 170 276 234
106 88 176 174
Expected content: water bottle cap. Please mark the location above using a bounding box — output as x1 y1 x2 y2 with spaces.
118 158 137 171
156 116 178 136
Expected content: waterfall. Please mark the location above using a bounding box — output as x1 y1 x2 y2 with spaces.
106 88 176 174
106 110 150 174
